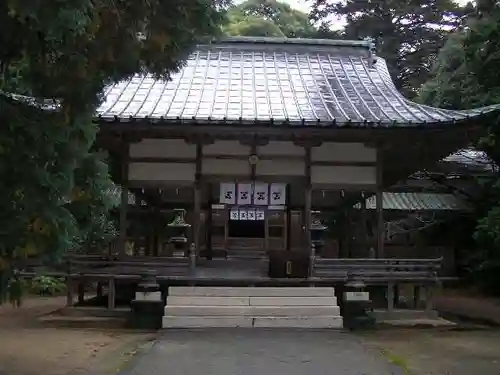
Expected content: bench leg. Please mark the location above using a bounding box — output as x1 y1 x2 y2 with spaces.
387 283 395 313
96 282 103 298
77 282 85 304
393 284 399 308
108 278 116 310
424 285 434 312
413 285 421 308
66 277 73 307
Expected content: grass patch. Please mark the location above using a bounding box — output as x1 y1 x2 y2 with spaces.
380 349 413 375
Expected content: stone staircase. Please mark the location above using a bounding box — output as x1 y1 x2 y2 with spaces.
163 287 343 328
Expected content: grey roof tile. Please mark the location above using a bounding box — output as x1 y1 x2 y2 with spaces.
355 192 469 211
96 37 500 126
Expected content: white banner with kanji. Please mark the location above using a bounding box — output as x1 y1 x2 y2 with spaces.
253 182 269 205
247 208 256 220
220 182 236 204
237 183 252 205
238 209 248 220
230 208 239 220
270 183 286 205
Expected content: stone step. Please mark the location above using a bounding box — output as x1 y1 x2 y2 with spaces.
163 316 253 328
167 296 250 306
164 305 341 317
162 316 343 329
249 296 337 306
166 296 337 306
168 286 335 297
253 316 343 328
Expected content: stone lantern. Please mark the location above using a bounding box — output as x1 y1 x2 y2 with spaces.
309 211 328 256
167 208 191 256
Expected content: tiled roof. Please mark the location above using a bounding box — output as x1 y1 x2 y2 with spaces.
443 149 497 172
354 192 469 211
96 37 500 127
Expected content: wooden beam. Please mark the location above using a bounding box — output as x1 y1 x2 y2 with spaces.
128 155 375 167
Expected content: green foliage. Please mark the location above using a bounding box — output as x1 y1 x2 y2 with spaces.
224 0 340 38
29 276 66 296
65 152 120 250
311 0 472 96
419 2 500 292
0 0 229 303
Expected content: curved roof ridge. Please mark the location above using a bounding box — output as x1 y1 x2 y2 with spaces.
211 36 373 49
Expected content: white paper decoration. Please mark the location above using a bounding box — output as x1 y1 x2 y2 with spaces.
252 182 268 205
270 183 286 205
220 182 236 204
237 183 252 205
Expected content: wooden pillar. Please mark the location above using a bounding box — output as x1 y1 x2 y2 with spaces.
360 191 368 257
152 209 159 257
119 142 130 258
304 146 313 275
192 143 202 267
376 146 385 258
345 208 352 258
286 184 291 251
206 183 213 260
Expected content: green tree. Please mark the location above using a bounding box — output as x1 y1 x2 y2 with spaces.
225 0 339 38
0 0 228 303
419 1 500 292
226 14 286 36
310 0 472 96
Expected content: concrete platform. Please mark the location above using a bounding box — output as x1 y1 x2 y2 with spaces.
373 309 439 321
378 317 456 328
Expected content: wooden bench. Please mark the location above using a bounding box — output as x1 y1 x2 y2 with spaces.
311 258 441 283
66 255 191 276
311 257 442 311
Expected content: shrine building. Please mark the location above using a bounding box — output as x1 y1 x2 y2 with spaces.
95 36 499 265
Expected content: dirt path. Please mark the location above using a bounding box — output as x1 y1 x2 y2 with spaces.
0 297 154 375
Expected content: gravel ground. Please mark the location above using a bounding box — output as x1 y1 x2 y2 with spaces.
122 329 405 375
